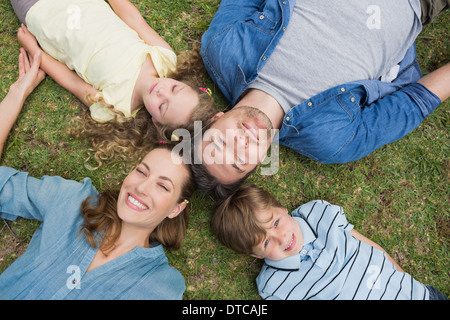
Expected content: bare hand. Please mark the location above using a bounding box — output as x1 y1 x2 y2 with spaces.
10 48 46 99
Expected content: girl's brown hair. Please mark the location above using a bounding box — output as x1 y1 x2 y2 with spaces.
211 184 285 255
80 143 197 253
70 43 218 169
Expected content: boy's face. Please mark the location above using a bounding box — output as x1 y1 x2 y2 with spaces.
252 206 303 261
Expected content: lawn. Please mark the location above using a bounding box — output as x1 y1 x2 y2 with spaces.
0 1 448 300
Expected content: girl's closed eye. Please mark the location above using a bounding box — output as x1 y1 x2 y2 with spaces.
136 167 146 175
274 219 279 228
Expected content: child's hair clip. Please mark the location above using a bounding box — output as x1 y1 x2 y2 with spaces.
171 134 182 142
199 87 212 96
184 199 189 204
158 140 168 144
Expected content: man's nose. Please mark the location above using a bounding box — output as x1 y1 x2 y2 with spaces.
235 134 248 149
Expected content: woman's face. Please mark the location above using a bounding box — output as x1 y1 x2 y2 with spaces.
143 78 199 127
117 148 189 230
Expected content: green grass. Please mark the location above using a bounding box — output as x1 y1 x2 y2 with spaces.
0 1 449 299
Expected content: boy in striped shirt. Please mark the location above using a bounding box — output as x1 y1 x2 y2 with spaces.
211 184 446 300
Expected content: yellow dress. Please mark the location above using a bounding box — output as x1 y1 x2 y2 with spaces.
26 0 177 122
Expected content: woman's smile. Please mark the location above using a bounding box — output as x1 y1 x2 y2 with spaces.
126 193 149 211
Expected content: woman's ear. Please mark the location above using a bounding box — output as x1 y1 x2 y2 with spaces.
167 200 187 219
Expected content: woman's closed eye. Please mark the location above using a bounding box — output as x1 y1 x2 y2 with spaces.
158 183 169 192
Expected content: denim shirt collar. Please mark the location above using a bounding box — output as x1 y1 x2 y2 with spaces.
264 217 317 271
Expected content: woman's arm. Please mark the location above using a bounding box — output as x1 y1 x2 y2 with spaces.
107 0 172 50
17 24 99 106
0 48 45 159
350 229 404 272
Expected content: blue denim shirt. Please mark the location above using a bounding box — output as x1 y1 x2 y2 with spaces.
0 167 185 300
201 0 441 163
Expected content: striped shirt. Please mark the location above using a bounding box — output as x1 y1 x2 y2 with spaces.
256 200 429 300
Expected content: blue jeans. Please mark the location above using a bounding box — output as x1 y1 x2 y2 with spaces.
427 285 448 300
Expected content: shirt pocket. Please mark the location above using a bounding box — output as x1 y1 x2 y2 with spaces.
242 11 279 34
280 90 361 163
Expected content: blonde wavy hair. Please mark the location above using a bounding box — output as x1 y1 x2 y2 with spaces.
69 43 217 169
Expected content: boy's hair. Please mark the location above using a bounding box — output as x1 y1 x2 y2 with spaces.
211 184 284 255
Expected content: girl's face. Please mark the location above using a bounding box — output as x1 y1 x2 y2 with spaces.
144 78 199 127
117 148 189 230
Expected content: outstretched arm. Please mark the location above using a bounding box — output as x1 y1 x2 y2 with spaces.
0 48 45 159
350 229 404 272
17 24 99 106
320 62 449 164
108 0 172 50
418 63 450 102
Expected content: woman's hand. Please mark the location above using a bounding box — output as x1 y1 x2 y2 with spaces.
9 48 46 99
1 48 46 159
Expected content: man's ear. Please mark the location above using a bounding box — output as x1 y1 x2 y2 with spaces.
167 200 187 219
210 111 224 121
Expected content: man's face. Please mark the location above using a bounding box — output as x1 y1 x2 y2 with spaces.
199 106 273 184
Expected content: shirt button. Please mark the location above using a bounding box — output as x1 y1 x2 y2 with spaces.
340 87 346 92
307 101 313 107
259 15 265 20
282 26 286 31
262 56 267 61
283 1 287 4
286 116 290 121
302 249 307 254
351 97 355 102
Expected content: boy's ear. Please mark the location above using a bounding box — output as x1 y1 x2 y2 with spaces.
250 254 264 259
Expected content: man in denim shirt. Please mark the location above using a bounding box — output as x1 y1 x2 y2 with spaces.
195 0 449 197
